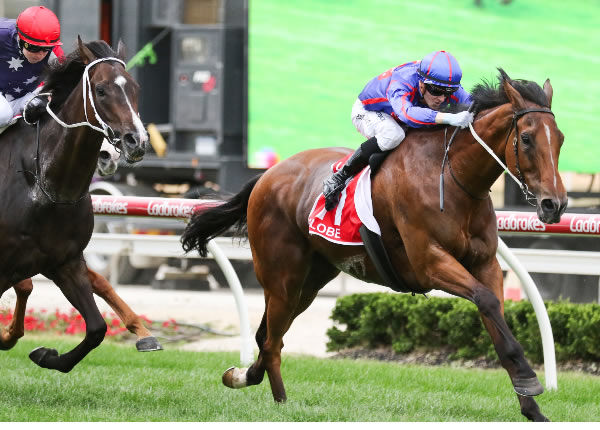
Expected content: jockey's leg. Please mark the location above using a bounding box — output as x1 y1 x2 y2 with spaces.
0 94 14 128
323 100 406 211
322 136 380 211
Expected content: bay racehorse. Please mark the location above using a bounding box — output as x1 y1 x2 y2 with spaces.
0 37 148 372
181 69 566 421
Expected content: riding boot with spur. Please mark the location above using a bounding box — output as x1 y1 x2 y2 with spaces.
23 95 49 125
323 136 381 211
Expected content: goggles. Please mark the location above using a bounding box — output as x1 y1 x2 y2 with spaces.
21 41 53 53
425 83 458 97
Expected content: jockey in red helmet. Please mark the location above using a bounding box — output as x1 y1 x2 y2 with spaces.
0 6 64 128
322 50 474 211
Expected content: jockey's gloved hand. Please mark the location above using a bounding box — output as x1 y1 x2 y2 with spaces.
23 95 49 125
439 111 474 128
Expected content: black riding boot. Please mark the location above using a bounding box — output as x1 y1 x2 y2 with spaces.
323 136 381 211
23 95 49 125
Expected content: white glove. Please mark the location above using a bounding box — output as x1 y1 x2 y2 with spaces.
443 111 474 128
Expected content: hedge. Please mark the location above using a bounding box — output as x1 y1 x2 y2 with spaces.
326 293 600 363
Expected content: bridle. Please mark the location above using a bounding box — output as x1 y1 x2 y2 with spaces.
21 57 128 205
440 106 555 211
44 56 128 146
504 107 555 205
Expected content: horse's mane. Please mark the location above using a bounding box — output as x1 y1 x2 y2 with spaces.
471 68 549 115
42 40 123 112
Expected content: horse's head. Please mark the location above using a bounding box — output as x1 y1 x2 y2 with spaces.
500 70 567 223
77 37 148 163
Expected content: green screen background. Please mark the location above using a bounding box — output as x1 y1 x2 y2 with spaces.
247 0 600 173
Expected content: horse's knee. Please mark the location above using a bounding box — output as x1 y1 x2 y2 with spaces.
85 321 107 348
473 287 501 318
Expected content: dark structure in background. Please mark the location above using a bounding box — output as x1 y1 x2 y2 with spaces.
44 0 255 194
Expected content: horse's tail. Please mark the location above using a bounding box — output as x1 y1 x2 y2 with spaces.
181 174 262 257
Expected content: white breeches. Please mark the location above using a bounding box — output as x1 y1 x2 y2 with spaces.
0 88 41 127
351 98 406 151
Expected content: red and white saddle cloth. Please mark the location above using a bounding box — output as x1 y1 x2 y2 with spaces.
308 154 381 245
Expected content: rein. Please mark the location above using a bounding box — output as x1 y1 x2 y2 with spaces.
22 57 126 205
439 106 554 211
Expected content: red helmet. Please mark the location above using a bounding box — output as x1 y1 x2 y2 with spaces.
16 6 62 47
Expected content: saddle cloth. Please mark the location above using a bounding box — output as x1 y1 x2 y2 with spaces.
308 154 382 245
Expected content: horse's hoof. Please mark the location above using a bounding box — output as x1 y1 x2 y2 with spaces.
513 376 544 397
29 347 59 369
222 366 249 389
135 336 163 352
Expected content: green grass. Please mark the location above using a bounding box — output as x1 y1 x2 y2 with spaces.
248 0 600 172
0 338 599 421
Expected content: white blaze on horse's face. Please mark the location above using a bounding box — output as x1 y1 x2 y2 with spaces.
114 75 148 144
544 123 557 188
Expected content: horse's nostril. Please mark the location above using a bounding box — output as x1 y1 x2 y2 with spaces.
541 198 557 213
124 133 137 147
99 151 110 160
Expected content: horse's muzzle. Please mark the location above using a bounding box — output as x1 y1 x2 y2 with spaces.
537 196 567 224
115 130 146 163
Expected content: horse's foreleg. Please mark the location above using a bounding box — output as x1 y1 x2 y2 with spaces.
87 268 162 351
473 263 549 422
29 261 107 373
0 279 33 350
411 247 545 420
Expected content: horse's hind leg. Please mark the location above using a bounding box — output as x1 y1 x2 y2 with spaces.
223 255 339 402
0 279 33 350
29 259 107 373
87 267 162 351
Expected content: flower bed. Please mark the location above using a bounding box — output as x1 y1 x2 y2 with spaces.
0 307 179 338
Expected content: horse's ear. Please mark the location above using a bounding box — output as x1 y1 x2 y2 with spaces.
116 39 127 62
543 79 553 109
501 76 527 112
77 35 96 65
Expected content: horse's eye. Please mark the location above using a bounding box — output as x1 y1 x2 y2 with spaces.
521 133 531 146
96 86 106 97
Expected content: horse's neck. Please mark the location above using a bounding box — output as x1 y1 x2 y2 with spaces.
451 104 515 197
38 87 102 202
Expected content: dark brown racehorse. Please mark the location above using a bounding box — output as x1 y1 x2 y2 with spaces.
0 37 147 372
181 69 566 421
2 147 162 352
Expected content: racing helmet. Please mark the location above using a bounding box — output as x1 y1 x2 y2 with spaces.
16 6 62 47
417 51 462 93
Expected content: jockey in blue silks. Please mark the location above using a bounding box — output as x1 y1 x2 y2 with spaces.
323 50 474 211
0 6 64 128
